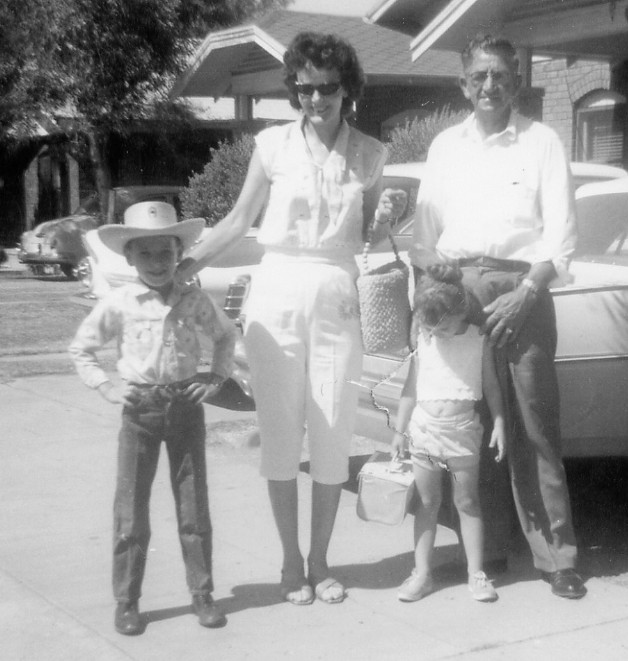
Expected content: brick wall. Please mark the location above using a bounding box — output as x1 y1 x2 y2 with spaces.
532 57 611 158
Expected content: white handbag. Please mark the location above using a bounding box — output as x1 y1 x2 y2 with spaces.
356 451 415 526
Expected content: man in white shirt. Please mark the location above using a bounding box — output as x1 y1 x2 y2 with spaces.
410 34 586 599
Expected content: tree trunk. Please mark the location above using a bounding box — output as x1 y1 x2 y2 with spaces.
85 128 112 222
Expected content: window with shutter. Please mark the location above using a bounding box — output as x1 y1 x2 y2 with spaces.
575 91 626 166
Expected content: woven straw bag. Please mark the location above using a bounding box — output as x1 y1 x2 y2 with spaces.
357 230 411 354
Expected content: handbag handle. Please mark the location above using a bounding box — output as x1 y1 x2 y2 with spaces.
362 222 402 272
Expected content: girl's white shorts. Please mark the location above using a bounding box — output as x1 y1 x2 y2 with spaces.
408 404 483 472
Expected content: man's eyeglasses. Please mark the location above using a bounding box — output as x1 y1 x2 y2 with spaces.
293 82 342 97
466 70 512 87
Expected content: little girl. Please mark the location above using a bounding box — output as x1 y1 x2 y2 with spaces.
391 264 506 603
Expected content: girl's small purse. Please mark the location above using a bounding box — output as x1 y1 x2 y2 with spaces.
357 226 411 355
356 451 415 526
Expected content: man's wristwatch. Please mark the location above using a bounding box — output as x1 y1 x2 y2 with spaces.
521 278 542 297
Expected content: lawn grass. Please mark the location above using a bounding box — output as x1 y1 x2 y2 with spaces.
0 298 89 355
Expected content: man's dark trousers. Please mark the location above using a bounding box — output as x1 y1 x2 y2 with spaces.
463 266 578 572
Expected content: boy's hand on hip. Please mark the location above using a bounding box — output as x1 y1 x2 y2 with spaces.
97 382 136 406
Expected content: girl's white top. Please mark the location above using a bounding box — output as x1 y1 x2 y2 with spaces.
416 325 484 401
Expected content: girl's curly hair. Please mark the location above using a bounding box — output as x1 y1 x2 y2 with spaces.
282 31 365 118
413 264 471 329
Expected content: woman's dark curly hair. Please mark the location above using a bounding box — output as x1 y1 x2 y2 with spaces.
413 264 470 329
283 31 365 117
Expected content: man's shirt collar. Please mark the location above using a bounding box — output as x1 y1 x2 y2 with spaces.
463 111 518 144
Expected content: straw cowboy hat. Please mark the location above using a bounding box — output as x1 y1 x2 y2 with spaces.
98 201 205 255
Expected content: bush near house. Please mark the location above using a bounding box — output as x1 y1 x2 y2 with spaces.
385 106 470 163
181 134 256 227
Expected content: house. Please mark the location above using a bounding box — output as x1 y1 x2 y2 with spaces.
172 9 465 140
366 0 628 167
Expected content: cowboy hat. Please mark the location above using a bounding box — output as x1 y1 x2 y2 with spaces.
98 201 205 255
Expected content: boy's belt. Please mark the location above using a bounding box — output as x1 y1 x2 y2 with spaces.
129 377 197 404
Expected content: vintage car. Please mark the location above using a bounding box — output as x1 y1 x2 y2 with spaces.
77 162 628 456
18 185 182 278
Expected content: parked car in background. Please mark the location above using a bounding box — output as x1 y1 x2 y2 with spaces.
18 185 182 278
77 162 628 455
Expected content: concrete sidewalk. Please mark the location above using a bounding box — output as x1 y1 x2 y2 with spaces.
2 374 628 661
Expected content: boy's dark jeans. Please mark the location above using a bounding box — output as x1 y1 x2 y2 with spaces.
113 390 214 603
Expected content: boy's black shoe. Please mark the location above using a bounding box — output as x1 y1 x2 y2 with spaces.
192 594 226 628
114 600 142 635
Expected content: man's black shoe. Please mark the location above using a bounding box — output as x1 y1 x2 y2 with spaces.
193 594 227 628
542 568 587 599
114 600 142 635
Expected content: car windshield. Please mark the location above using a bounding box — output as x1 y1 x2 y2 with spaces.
574 180 628 260
72 193 100 215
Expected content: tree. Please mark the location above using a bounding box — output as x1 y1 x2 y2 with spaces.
0 0 69 136
3 0 287 213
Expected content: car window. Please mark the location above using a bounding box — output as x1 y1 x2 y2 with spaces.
575 184 628 259
73 193 100 215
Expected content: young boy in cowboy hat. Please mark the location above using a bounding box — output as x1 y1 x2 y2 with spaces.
70 201 237 635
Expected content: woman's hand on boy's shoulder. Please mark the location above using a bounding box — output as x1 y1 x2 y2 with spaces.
175 257 199 286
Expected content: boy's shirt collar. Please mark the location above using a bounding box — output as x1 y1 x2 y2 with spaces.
127 277 189 305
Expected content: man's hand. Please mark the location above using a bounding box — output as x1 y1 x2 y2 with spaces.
181 373 225 404
482 285 536 347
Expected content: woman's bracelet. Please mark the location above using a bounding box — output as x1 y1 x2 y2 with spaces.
374 209 390 225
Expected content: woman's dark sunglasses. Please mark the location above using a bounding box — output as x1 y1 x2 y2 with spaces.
293 82 342 97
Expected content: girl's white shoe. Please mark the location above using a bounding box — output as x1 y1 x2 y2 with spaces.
397 570 434 602
468 571 498 602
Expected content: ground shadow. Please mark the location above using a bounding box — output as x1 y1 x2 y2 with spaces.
137 586 283 627
143 604 191 626
566 457 628 581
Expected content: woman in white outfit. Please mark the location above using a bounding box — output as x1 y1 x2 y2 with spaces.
177 31 406 605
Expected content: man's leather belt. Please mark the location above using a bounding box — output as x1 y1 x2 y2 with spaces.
457 256 530 273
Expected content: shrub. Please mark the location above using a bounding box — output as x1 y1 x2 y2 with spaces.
385 106 470 164
181 133 256 227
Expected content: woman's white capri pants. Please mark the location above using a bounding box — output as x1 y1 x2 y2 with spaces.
243 252 363 485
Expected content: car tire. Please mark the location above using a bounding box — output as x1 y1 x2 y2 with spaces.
75 257 92 288
61 264 76 279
